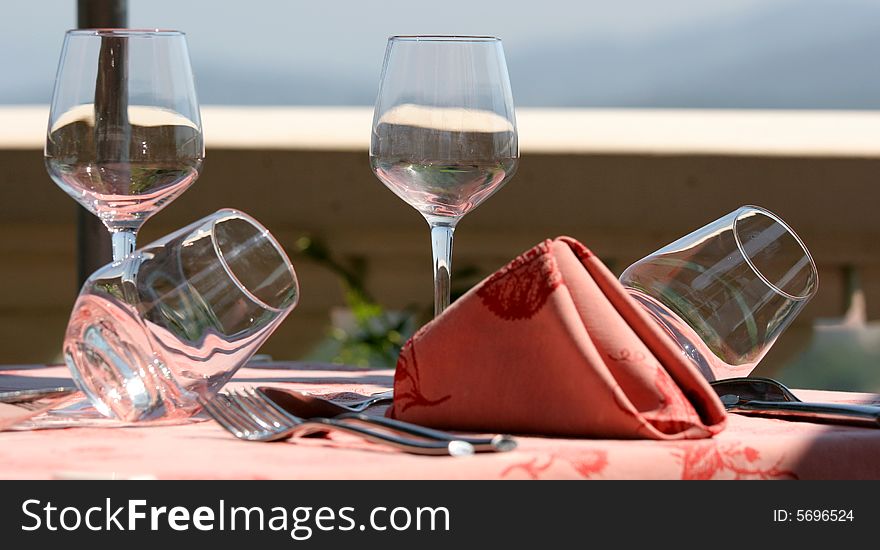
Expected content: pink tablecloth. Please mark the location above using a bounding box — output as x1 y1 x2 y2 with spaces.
1 362 879 480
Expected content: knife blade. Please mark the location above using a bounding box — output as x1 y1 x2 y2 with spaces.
0 386 77 404
720 397 880 427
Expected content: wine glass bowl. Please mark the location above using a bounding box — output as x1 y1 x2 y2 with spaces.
370 36 518 316
45 29 204 261
371 104 518 219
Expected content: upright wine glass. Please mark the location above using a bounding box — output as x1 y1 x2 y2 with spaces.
370 36 519 316
45 29 204 263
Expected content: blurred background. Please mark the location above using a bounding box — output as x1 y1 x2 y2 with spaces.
1 0 879 389
4 0 880 108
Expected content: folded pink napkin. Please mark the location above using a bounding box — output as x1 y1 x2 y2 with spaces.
389 237 727 439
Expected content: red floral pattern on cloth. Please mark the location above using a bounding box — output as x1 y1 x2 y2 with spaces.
390 340 452 415
607 349 646 362
476 240 564 321
643 365 705 435
2 364 880 479
674 442 797 480
563 237 595 262
388 236 727 438
605 349 660 436
501 450 610 480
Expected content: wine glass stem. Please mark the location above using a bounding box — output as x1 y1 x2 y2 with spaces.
111 229 137 263
429 221 456 317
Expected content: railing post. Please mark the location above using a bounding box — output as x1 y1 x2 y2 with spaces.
75 0 128 287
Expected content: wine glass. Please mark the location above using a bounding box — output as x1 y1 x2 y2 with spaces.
45 29 204 262
370 36 518 316
619 205 818 381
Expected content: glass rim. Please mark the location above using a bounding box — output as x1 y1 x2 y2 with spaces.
388 35 501 43
732 204 818 302
66 28 185 37
209 208 298 313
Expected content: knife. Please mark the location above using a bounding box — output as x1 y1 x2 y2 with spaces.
0 386 77 404
710 377 880 428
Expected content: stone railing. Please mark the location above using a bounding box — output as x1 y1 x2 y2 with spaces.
2 106 880 379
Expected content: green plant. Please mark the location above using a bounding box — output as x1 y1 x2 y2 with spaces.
295 236 416 368
295 235 483 368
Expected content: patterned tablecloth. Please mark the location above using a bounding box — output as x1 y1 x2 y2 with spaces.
1 362 879 480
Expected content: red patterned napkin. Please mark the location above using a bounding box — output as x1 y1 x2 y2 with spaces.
388 237 727 439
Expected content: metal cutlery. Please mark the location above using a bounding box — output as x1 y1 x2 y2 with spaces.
0 386 77 404
199 388 475 456
314 389 395 413
257 386 516 452
0 388 82 432
710 376 880 428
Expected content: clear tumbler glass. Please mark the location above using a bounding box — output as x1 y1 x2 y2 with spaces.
619 205 818 381
63 209 299 421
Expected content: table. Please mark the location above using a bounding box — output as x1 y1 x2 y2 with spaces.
2 362 879 480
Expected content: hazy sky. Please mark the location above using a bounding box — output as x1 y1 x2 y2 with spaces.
1 0 876 107
0 0 777 97
130 0 772 72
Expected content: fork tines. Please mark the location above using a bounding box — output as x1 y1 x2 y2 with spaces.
199 387 475 456
199 388 287 441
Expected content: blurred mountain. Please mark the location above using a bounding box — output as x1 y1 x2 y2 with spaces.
4 0 879 108
196 0 880 107
506 0 880 108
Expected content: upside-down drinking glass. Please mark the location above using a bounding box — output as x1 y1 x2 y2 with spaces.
619 205 818 381
45 29 204 262
63 209 299 421
370 36 519 316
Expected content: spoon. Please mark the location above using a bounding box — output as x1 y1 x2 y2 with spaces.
710 376 880 428
257 386 517 452
304 389 395 413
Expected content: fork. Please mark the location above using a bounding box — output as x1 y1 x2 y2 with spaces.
199 388 475 456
